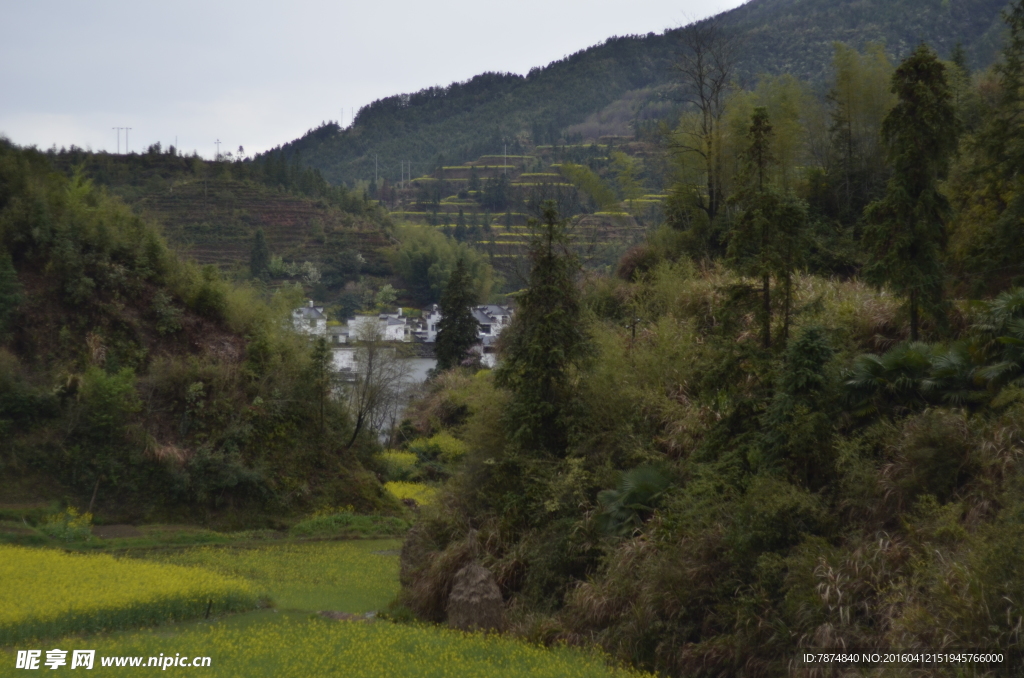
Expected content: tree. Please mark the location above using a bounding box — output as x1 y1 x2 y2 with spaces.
863 44 959 341
728 108 809 347
494 202 592 454
344 322 411 449
393 225 495 304
308 336 335 434
435 258 480 371
826 43 895 223
249 228 271 280
671 18 736 223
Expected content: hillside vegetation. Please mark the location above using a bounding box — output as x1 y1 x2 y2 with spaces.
274 0 1010 186
0 140 399 524
393 5 1024 676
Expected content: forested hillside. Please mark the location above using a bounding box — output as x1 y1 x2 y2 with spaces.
388 2 1024 675
271 0 1009 186
49 147 396 299
0 141 400 525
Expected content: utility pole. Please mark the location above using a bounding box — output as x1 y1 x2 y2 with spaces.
214 139 222 160
125 127 132 154
112 127 122 154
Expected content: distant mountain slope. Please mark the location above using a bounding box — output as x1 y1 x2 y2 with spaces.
276 0 1009 186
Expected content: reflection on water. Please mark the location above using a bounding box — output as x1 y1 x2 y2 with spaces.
379 357 436 444
403 358 437 385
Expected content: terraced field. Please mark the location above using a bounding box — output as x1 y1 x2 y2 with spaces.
136 179 393 271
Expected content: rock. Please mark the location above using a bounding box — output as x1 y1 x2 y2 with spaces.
446 563 504 632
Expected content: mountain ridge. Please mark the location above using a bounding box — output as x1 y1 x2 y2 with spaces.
273 0 1010 186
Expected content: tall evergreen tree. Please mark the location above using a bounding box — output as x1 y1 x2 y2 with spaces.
435 258 479 371
495 202 591 454
249 228 271 281
863 44 959 341
728 108 809 347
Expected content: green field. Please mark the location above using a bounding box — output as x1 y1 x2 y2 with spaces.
0 538 648 677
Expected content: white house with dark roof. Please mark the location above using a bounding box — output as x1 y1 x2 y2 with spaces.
292 300 328 337
345 309 411 343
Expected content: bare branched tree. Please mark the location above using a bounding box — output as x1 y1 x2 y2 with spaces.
671 18 737 222
343 321 411 449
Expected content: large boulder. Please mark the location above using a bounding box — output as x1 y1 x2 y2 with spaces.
446 562 504 632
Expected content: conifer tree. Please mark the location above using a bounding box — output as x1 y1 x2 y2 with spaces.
249 228 271 280
495 202 591 454
728 108 809 347
863 44 959 340
435 258 479 371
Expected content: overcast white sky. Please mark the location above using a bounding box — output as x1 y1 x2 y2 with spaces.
1 0 746 158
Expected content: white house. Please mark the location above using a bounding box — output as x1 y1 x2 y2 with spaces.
423 304 443 343
423 304 514 343
292 300 327 337
346 309 411 343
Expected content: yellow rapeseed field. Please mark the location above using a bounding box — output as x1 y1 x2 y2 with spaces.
39 615 652 677
0 546 260 645
152 540 400 612
384 481 438 506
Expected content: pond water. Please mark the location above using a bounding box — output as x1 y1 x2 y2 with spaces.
402 357 437 385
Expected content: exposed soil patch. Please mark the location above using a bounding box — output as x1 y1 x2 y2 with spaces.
92 524 144 539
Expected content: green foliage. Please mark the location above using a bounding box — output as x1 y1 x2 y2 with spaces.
38 507 93 542
435 258 479 371
559 163 618 211
727 107 810 347
0 250 22 339
758 327 836 486
408 431 469 464
863 44 960 340
150 290 183 335
495 203 592 453
393 226 494 305
595 465 673 536
249 228 271 280
289 510 410 537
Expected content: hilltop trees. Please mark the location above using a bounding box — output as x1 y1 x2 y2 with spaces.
863 44 959 340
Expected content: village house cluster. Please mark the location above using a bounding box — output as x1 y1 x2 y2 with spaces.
291 300 514 369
